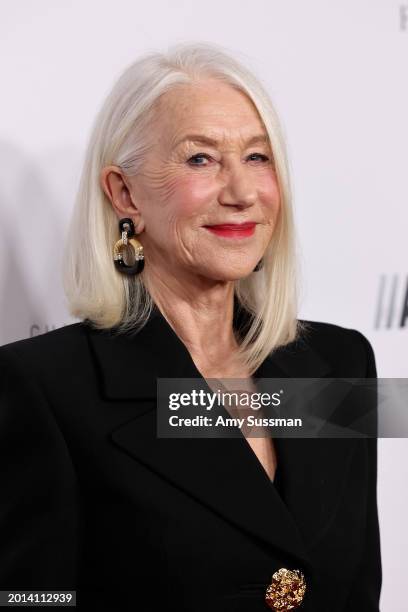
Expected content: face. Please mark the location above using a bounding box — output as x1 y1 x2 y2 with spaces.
124 79 281 283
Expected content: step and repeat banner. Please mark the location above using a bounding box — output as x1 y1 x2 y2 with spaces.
0 2 406 609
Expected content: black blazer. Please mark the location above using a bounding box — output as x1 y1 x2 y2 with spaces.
0 305 381 611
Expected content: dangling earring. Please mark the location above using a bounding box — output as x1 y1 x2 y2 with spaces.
253 258 264 272
113 217 144 275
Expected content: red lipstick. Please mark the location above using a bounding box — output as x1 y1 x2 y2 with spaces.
203 222 256 239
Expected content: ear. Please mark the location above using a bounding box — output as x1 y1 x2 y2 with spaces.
100 166 145 233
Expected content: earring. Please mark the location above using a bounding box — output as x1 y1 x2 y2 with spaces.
113 217 144 276
253 258 264 272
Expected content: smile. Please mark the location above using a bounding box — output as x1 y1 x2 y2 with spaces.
203 223 256 239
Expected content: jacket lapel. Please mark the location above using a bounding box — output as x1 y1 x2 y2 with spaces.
85 304 356 571
256 337 358 551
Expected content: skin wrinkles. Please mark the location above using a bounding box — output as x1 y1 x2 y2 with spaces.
101 78 281 375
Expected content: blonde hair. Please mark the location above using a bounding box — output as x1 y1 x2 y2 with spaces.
62 41 309 374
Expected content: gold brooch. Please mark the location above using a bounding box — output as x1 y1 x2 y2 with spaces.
265 567 306 610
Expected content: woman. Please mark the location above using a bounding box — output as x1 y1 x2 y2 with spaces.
0 43 381 611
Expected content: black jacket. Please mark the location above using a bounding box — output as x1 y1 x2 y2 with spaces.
0 305 381 611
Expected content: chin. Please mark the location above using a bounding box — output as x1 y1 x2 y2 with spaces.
204 265 257 282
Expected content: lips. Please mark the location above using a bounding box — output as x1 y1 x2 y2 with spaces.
203 222 256 238
205 222 256 230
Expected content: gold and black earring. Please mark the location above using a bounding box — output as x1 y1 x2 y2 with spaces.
113 218 144 275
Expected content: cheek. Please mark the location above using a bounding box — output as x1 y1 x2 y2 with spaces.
257 173 280 203
258 172 281 211
166 175 216 216
145 174 214 243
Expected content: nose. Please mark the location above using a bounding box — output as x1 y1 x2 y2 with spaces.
218 163 257 209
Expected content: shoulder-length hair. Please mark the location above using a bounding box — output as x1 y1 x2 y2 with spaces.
62 41 309 375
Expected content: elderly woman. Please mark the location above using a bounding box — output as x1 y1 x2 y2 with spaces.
0 43 381 611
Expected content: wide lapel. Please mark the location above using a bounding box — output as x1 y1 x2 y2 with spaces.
257 338 359 551
84 304 355 570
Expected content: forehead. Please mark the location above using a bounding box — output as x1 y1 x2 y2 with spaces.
154 79 268 146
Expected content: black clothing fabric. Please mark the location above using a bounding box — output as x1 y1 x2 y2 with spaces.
0 306 381 610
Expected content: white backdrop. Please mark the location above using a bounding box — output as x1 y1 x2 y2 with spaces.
0 1 407 609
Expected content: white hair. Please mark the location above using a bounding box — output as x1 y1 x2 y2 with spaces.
62 41 309 374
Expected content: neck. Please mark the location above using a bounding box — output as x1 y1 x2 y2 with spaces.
143 268 240 371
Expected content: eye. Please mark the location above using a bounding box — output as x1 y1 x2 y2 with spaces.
247 153 271 163
186 152 272 167
187 153 212 166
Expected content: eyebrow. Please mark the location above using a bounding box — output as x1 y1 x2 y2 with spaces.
174 133 270 148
